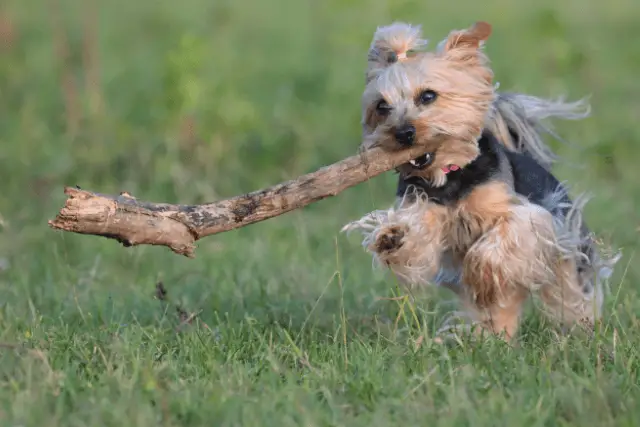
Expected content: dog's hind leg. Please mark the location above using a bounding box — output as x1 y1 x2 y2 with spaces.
538 240 621 328
536 190 622 328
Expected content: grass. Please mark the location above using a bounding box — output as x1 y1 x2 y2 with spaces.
0 0 639 425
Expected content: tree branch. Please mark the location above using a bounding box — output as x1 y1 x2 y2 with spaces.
48 143 432 257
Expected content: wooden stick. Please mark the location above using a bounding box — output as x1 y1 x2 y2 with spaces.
48 143 433 257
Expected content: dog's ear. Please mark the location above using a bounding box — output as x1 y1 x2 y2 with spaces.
437 21 492 56
365 22 427 82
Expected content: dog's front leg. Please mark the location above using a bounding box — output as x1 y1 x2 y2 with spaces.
343 199 451 287
460 201 559 341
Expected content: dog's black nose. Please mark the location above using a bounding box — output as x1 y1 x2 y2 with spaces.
394 124 416 146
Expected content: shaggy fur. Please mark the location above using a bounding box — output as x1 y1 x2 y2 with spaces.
343 21 620 342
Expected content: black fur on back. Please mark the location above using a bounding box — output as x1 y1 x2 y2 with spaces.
396 128 573 217
504 148 571 217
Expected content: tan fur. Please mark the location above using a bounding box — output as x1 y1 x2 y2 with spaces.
461 198 558 308
366 22 429 82
462 287 530 341
343 180 578 342
351 197 451 287
343 183 581 342
365 22 593 172
343 21 620 342
449 182 516 253
539 255 605 325
489 110 518 152
361 22 494 188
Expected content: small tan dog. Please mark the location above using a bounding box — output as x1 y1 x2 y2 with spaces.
343 21 620 341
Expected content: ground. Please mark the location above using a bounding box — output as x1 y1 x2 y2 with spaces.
0 0 639 425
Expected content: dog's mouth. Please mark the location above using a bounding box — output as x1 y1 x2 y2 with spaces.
408 153 434 169
407 153 460 174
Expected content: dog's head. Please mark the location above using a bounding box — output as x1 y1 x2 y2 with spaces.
361 21 495 187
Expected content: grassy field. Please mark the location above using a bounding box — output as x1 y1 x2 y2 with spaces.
0 0 639 425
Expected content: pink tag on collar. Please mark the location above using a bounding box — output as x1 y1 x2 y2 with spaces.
441 165 460 174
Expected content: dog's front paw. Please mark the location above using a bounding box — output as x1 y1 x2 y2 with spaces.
372 225 407 254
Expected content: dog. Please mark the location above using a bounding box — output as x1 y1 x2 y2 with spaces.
343 21 620 342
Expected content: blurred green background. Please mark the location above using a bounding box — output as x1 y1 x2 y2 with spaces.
0 0 639 425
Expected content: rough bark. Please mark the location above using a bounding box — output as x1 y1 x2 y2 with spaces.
48 143 433 257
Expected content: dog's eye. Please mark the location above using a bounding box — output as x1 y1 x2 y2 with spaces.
376 99 392 116
417 89 437 106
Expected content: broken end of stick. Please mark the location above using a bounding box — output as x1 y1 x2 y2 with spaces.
48 186 197 258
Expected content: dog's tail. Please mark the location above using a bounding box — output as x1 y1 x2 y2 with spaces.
486 92 591 170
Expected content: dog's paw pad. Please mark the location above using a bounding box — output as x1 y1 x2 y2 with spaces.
374 225 406 253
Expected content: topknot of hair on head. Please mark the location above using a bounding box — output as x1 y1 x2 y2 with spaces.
366 22 428 80
371 22 427 62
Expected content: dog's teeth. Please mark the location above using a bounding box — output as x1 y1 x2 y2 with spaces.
409 160 418 166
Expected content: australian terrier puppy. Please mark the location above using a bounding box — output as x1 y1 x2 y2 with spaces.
343 21 620 341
